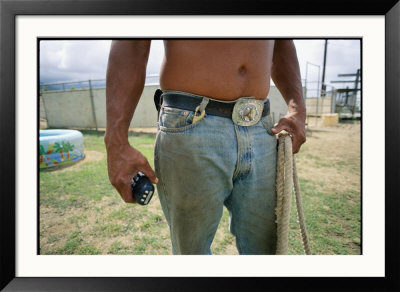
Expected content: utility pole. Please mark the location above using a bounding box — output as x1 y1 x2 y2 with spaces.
88 80 98 131
321 40 328 97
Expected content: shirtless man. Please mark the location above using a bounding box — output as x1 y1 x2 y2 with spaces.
105 40 306 255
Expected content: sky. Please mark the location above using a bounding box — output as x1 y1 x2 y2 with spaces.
40 39 361 97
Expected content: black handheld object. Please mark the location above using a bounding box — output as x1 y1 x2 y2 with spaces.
131 172 155 205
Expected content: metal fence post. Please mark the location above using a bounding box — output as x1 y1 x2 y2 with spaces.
321 96 324 114
88 80 98 131
305 62 308 98
331 90 336 113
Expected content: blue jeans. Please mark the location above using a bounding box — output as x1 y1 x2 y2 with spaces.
154 91 277 255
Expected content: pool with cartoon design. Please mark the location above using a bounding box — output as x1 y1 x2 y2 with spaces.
39 129 85 168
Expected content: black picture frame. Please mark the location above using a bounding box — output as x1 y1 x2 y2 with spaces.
1 0 399 291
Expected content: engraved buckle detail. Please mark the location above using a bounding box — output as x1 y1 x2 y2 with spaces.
232 98 264 126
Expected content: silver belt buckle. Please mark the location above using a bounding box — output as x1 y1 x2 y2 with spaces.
232 97 264 126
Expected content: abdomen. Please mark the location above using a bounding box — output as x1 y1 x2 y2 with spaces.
160 40 275 101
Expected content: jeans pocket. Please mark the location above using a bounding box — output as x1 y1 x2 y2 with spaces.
159 106 202 133
260 114 275 136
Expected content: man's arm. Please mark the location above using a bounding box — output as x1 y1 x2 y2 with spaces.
270 40 306 153
104 40 158 203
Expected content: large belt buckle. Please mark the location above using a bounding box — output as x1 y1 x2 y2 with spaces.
232 97 264 126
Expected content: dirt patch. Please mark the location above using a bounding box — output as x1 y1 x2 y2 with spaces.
83 150 104 163
297 122 361 194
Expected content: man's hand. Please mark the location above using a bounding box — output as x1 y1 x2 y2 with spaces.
106 143 158 203
270 111 306 154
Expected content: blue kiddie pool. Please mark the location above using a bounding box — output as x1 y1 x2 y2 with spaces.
39 129 85 169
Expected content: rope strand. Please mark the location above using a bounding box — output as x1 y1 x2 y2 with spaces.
276 132 311 255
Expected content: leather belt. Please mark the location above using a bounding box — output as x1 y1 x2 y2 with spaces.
161 91 270 120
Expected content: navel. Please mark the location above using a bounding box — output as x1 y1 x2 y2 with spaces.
238 65 247 75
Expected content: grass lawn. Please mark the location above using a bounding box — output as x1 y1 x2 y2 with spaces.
40 122 361 255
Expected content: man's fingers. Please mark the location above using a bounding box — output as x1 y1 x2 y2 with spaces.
133 153 158 184
121 182 136 203
270 123 284 135
291 136 300 154
106 144 158 204
271 124 293 137
270 114 306 154
270 121 300 153
270 118 293 135
291 130 306 154
139 161 158 184
109 172 137 203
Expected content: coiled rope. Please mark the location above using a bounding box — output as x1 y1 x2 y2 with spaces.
275 132 311 255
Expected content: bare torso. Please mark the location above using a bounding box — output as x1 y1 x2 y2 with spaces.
160 40 275 101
